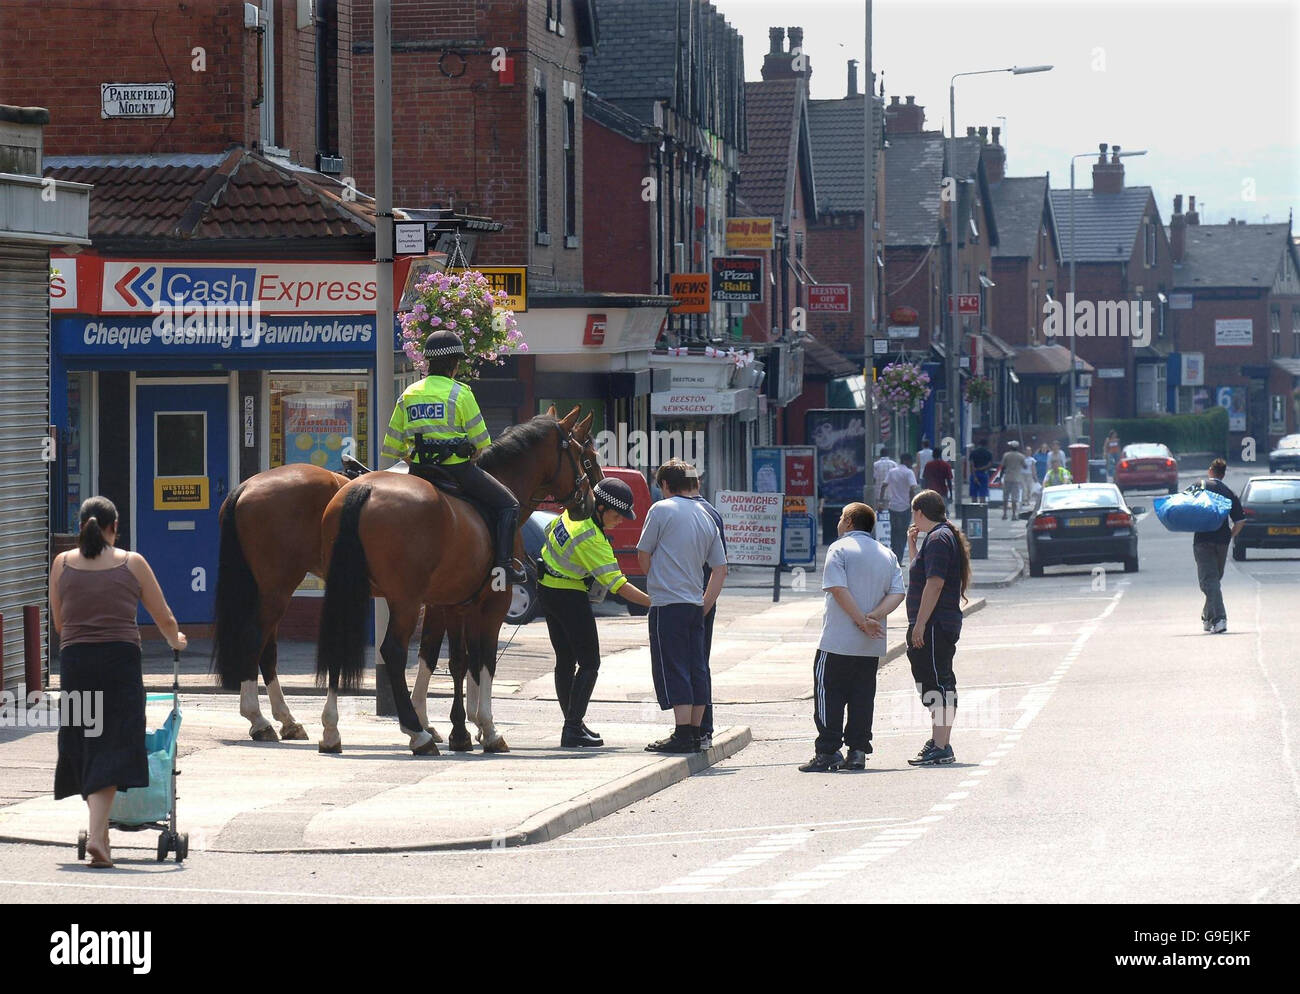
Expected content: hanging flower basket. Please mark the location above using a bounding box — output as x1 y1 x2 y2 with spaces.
399 269 525 380
965 374 993 404
872 361 932 414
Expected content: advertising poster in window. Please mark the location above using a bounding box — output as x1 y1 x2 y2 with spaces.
804 409 866 505
269 377 369 472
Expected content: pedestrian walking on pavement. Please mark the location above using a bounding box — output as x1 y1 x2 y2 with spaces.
1044 463 1073 487
539 478 652 747
882 453 919 563
998 440 1028 520
1105 430 1121 481
1193 458 1245 634
968 439 994 502
920 452 954 509
904 490 972 767
637 459 728 754
1046 439 1066 474
682 476 726 751
873 445 897 490
916 437 934 478
49 497 188 869
799 503 906 773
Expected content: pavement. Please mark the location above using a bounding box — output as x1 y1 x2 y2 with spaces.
0 537 998 858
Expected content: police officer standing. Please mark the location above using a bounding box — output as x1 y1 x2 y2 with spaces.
382 330 527 583
539 478 652 746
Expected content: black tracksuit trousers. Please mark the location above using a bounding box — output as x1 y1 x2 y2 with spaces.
812 649 879 755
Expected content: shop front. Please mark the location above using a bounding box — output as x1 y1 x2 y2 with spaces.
50 254 414 627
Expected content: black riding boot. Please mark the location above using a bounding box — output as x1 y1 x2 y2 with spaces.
561 667 603 747
493 505 528 584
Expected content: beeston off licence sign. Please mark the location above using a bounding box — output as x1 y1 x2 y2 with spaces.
101 83 175 118
711 257 763 303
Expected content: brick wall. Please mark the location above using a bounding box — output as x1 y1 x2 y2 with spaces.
273 0 319 157
0 0 254 154
806 214 866 355
582 119 651 292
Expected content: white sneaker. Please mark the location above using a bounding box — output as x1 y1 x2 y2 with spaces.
1211 619 1227 634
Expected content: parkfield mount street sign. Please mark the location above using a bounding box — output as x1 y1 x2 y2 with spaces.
101 83 174 118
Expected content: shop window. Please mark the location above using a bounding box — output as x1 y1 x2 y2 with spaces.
62 372 95 533
156 413 206 478
268 375 369 472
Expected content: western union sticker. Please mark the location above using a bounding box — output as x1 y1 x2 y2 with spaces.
155 477 208 511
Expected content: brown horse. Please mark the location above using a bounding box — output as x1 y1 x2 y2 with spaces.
315 409 595 754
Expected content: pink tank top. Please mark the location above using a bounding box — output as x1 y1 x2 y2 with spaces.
58 558 142 647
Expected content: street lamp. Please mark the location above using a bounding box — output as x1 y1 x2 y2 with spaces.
948 64 1051 503
1067 147 1147 433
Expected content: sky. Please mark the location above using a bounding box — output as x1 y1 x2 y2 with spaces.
712 0 1300 227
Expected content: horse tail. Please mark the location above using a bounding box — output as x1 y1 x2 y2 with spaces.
211 483 260 691
316 483 373 691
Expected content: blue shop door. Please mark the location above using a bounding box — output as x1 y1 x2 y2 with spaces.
135 382 229 624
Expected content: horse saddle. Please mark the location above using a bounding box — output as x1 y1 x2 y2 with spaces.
341 454 465 500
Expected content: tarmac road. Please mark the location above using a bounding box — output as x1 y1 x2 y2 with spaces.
2 468 1295 903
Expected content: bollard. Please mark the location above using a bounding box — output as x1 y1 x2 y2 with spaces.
24 605 41 694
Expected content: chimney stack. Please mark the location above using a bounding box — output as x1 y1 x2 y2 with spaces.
966 126 977 137
1170 193 1187 263
885 95 925 134
977 126 988 142
1092 141 1124 194
980 125 1006 184
761 25 810 80
847 59 858 97
1186 195 1200 225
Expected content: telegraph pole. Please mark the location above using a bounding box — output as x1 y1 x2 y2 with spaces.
373 0 396 715
863 0 877 505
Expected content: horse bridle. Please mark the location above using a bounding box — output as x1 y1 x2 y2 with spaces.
535 421 594 514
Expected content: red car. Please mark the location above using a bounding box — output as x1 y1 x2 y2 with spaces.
1115 443 1179 494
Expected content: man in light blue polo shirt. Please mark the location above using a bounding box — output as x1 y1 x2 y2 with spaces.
637 459 727 754
800 502 906 773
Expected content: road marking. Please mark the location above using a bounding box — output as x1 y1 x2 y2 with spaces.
653 830 813 894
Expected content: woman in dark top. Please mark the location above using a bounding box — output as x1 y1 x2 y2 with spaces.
49 497 186 868
904 489 972 767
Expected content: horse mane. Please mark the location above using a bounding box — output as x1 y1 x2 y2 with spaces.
476 415 559 473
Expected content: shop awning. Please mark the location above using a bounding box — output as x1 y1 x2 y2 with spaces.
801 335 858 379
1272 358 1300 378
1012 344 1094 376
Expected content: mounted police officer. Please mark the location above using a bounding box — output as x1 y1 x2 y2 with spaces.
539 478 651 747
381 329 527 584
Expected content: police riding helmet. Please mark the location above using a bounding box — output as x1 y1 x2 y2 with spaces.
423 329 466 358
593 478 636 521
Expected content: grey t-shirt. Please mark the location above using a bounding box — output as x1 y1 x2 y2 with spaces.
636 495 727 607
820 530 905 657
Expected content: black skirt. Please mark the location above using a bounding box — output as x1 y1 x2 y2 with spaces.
54 642 148 800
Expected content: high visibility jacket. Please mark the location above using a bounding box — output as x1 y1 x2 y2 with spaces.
539 510 627 595
1044 465 1073 487
382 375 490 467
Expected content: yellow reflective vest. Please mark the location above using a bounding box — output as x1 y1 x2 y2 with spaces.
381 374 490 467
539 510 627 595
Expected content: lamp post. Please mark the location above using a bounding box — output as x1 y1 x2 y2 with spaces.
948 65 1051 503
1067 147 1146 432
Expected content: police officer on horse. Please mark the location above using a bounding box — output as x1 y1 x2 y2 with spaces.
382 329 528 584
539 477 651 746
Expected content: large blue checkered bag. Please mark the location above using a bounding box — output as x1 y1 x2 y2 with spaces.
1153 486 1232 533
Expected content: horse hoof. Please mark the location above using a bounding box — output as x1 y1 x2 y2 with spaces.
412 738 441 756
250 726 279 743
426 726 444 743
482 737 510 754
279 722 308 741
318 741 343 754
448 731 474 752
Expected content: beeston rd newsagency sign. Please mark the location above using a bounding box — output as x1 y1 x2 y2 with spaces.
101 83 175 118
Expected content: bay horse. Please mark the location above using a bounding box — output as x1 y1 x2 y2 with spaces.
315 409 595 755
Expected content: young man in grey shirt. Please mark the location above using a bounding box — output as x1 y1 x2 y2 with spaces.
637 459 728 754
800 502 906 773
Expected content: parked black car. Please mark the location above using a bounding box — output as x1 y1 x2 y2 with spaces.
508 510 557 624
1268 434 1300 474
1026 483 1146 577
1233 475 1300 560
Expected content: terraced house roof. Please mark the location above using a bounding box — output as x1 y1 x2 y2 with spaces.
807 96 866 213
1048 186 1153 264
991 176 1050 259
1174 223 1300 288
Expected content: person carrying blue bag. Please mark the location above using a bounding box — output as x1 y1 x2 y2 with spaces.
1155 459 1244 633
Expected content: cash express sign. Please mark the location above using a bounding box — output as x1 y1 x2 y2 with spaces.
101 261 380 314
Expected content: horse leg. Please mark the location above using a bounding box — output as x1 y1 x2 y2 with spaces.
411 606 444 742
257 622 307 741
379 604 439 755
446 633 473 752
241 617 278 741
319 689 342 754
474 657 509 754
